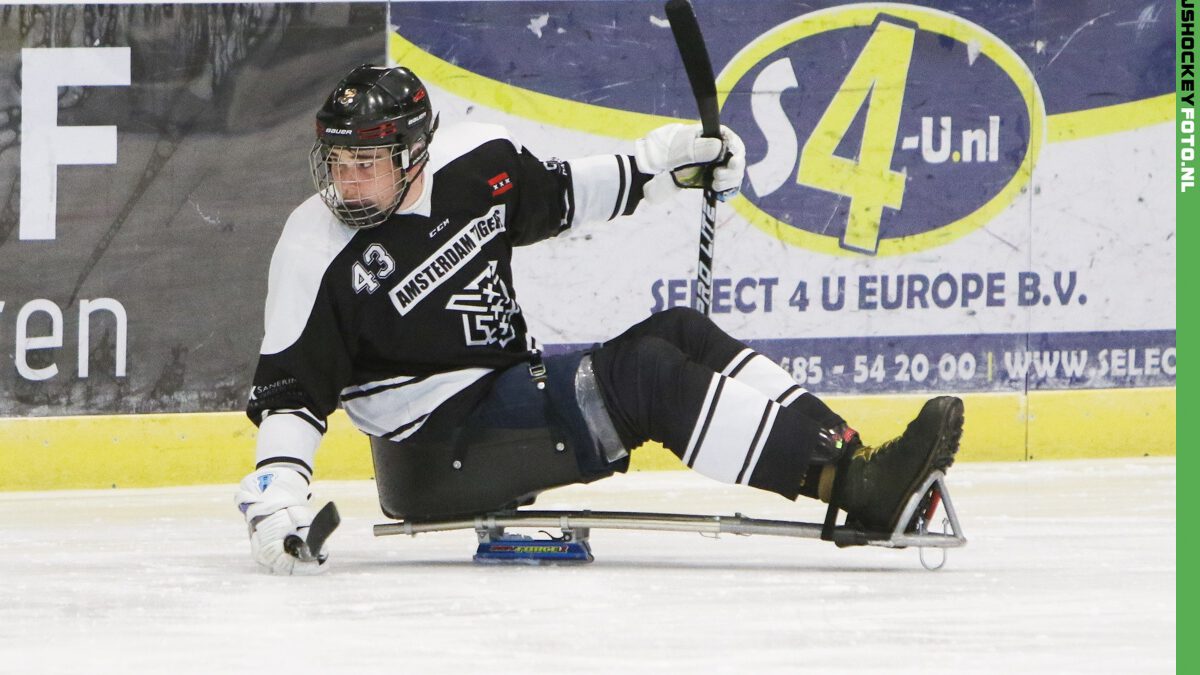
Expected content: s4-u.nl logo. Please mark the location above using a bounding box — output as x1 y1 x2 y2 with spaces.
718 4 1046 256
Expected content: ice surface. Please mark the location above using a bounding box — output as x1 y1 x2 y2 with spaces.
0 459 1175 674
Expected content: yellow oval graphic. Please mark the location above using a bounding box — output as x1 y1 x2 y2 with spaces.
716 4 1047 256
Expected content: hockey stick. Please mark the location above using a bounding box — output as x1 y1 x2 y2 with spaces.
666 0 720 316
284 501 341 563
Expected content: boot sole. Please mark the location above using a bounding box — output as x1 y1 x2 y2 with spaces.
884 396 964 533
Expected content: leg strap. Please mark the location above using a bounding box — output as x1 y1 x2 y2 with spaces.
529 349 569 456
819 453 853 542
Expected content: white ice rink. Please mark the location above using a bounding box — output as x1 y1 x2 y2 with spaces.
0 458 1175 674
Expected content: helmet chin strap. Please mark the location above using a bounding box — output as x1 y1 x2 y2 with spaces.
389 159 428 214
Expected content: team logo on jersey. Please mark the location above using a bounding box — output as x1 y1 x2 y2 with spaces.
489 172 513 197
388 205 507 316
445 260 519 348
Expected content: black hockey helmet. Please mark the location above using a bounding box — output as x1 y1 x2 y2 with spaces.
310 64 439 229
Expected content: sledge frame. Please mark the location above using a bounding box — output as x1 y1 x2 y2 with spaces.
372 471 966 565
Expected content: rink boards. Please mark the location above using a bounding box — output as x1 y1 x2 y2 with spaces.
0 387 1175 489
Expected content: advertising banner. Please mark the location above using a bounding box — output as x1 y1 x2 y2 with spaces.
389 0 1175 398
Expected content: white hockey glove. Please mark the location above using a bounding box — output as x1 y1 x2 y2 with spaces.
635 123 746 203
235 466 326 576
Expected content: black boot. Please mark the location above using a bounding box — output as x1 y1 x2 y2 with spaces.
825 397 964 533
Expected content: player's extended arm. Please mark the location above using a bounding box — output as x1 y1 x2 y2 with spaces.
236 206 351 574
541 124 744 231
236 389 330 575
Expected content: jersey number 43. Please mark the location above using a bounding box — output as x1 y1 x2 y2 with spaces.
352 244 396 294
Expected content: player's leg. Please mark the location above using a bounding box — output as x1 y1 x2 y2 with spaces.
590 334 964 532
605 307 844 429
590 334 838 499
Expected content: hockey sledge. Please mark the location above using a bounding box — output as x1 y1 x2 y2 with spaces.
374 471 966 570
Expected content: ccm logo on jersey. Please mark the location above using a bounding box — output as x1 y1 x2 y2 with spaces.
489 172 513 197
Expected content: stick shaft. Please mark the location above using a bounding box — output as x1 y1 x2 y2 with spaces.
666 0 719 315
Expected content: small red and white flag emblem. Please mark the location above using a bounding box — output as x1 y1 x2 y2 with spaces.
489 172 513 196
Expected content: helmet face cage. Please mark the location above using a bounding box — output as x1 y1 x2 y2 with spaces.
309 138 428 230
310 64 436 230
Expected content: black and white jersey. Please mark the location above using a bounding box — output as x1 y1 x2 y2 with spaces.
247 123 650 474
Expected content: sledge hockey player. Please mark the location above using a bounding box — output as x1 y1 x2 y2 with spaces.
235 64 965 574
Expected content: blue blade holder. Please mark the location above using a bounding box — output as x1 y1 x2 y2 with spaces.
473 525 594 565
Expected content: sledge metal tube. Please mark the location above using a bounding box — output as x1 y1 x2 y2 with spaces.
372 510 966 549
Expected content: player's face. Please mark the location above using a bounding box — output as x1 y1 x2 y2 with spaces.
328 147 403 210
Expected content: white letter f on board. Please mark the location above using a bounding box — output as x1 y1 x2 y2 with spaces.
20 47 131 241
